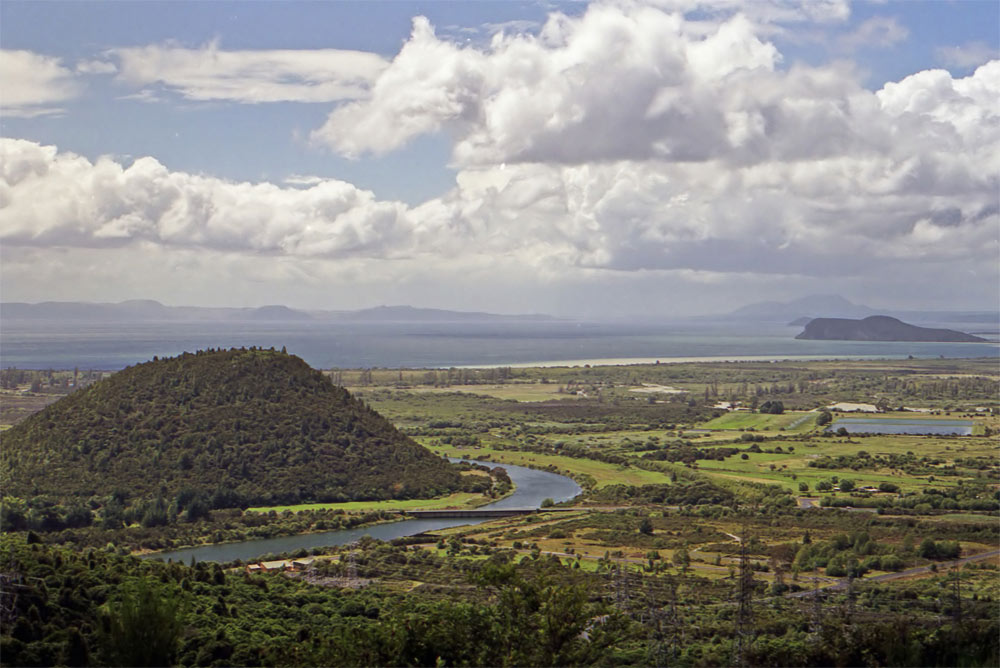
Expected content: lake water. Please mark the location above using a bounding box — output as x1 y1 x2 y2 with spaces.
2 320 996 370
144 458 581 564
830 418 974 435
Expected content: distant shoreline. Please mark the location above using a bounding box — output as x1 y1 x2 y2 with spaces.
458 351 1000 369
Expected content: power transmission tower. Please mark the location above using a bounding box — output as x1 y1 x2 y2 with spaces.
952 566 963 624
734 528 755 668
846 571 856 623
809 576 824 636
339 541 362 589
644 577 670 667
613 558 632 612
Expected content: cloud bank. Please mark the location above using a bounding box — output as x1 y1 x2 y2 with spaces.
0 139 411 258
2 3 997 313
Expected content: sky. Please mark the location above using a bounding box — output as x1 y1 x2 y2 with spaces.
1 0 997 318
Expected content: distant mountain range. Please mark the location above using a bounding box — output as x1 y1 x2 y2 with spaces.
0 301 556 324
715 294 998 326
796 316 989 343
336 305 555 323
724 294 875 321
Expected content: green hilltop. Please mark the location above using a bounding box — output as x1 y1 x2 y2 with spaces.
0 348 461 511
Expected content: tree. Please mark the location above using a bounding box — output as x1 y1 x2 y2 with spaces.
101 579 182 667
672 545 690 572
839 479 855 492
638 517 654 535
60 627 89 667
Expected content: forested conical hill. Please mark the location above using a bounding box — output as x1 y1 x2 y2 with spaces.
0 348 460 507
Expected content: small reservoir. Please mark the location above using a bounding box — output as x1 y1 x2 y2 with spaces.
830 417 974 436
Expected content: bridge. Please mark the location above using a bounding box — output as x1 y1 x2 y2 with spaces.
404 508 583 519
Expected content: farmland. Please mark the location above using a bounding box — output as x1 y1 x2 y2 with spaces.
3 355 998 666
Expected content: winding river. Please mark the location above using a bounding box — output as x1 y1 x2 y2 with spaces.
145 459 581 564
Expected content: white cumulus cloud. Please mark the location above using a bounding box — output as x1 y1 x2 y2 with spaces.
0 50 80 117
936 41 999 69
310 5 963 172
0 139 413 259
108 41 389 103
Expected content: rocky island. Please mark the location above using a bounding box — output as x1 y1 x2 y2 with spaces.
795 315 988 343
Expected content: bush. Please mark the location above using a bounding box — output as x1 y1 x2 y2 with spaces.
879 555 904 571
825 555 847 577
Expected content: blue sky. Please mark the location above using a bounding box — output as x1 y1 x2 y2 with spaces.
1 1 997 315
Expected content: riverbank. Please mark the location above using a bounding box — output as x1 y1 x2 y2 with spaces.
129 511 409 558
132 462 521 556
140 459 580 563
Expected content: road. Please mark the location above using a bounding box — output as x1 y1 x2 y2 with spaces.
787 548 1000 598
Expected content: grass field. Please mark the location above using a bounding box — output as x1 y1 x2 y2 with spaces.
691 434 995 493
407 383 584 402
248 492 489 514
695 455 929 493
919 513 1000 524
429 443 675 488
699 411 817 432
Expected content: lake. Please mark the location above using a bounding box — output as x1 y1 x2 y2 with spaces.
830 417 974 435
144 458 581 564
2 319 996 370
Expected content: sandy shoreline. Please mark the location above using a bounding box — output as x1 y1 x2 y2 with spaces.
457 353 929 369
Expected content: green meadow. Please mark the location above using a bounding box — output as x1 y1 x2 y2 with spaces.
429 442 675 488
249 492 487 514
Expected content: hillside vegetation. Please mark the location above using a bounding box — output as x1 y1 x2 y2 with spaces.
796 315 988 342
0 348 460 514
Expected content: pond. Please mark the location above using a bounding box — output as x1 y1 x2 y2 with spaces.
144 458 581 564
830 417 974 436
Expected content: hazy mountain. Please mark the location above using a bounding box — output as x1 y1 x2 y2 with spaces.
720 294 874 322
241 305 313 321
717 295 998 327
1 300 231 321
0 301 551 324
335 305 556 323
795 316 989 343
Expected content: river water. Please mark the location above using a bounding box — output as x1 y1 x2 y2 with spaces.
145 459 581 564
